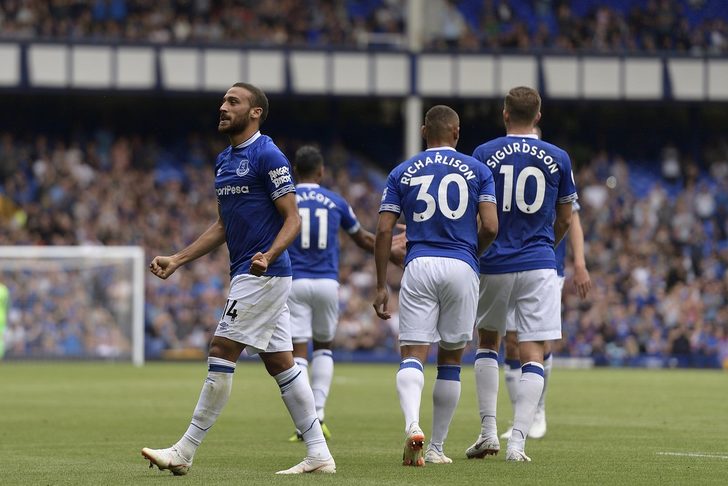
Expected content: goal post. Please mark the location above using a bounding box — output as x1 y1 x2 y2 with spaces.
0 246 145 366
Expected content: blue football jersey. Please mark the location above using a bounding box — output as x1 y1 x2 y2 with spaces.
380 146 496 273
472 134 578 274
214 131 296 278
555 200 581 277
288 183 361 280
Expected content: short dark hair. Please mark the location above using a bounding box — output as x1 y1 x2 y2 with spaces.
504 86 541 125
294 145 323 178
233 82 269 124
424 105 459 138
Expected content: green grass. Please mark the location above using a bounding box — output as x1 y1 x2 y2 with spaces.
0 362 727 485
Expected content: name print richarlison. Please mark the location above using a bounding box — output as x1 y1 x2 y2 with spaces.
483 140 560 174
399 151 476 184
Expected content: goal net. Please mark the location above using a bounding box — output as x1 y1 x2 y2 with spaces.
0 246 145 366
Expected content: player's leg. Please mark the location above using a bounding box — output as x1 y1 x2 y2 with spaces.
426 344 465 464
506 269 561 461
261 351 335 474
397 258 440 467
143 274 280 475
530 273 564 439
251 282 333 475
287 279 314 441
506 340 544 462
466 273 514 459
398 343 429 466
501 328 520 440
142 335 244 475
529 340 552 439
309 278 339 439
426 258 477 464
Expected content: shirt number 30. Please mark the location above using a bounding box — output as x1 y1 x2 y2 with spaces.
410 174 469 222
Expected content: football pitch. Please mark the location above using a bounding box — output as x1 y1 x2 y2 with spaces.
1 362 726 485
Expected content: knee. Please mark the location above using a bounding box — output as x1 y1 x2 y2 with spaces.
208 337 243 362
505 333 519 359
261 352 294 376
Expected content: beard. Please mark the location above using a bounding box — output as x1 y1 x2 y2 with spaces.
218 115 249 135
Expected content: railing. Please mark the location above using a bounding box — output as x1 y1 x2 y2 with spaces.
0 40 726 101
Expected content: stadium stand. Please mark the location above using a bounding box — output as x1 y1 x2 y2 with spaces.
0 1 727 367
0 0 725 53
0 127 726 366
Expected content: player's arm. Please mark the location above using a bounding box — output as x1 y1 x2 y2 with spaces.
477 201 498 256
554 202 572 246
568 211 591 298
349 225 407 267
373 211 398 320
250 192 301 276
349 227 375 252
150 206 226 280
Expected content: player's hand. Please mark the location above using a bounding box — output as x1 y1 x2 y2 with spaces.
373 287 391 320
390 234 407 269
250 252 268 276
574 265 592 299
389 224 407 268
149 255 179 280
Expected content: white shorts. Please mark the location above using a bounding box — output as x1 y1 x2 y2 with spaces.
477 269 561 342
399 257 478 347
288 278 339 343
214 274 293 355
505 274 565 332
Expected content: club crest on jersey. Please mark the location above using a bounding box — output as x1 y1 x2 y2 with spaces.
236 158 250 177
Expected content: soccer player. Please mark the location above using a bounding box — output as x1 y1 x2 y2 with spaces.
500 202 591 440
141 82 335 475
374 105 498 466
465 86 577 462
0 282 8 358
285 145 405 441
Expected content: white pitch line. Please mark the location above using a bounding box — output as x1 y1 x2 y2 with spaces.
657 452 728 460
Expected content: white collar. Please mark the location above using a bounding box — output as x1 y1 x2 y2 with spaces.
296 183 320 188
425 146 456 151
506 133 539 139
234 131 261 148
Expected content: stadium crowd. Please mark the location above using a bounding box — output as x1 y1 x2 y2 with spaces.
0 0 725 54
0 129 727 367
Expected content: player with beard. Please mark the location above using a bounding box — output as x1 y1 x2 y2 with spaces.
141 82 336 475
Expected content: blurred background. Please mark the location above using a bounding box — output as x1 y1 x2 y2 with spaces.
0 0 727 368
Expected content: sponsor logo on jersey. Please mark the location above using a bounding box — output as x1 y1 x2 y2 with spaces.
269 166 292 188
216 185 249 196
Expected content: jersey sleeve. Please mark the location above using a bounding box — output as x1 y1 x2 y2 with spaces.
379 170 402 215
557 151 578 204
478 166 497 204
260 149 296 201
338 197 361 234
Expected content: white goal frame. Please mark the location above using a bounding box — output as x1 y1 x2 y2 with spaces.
0 245 145 366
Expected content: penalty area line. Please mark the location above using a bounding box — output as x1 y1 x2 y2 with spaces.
656 452 728 460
